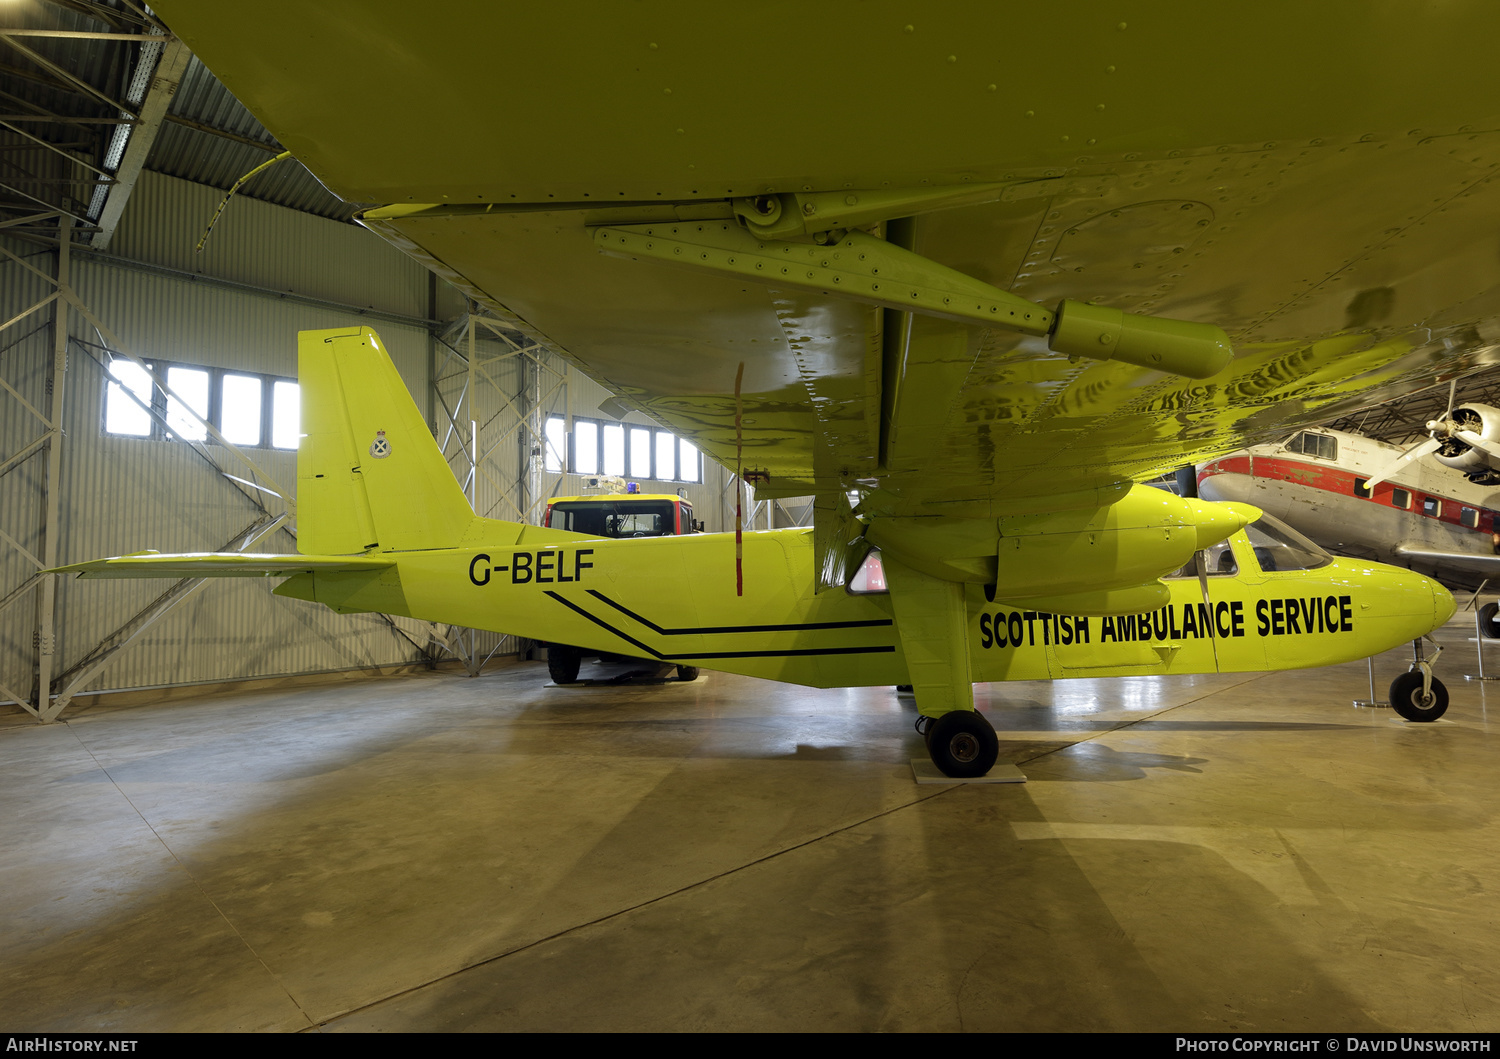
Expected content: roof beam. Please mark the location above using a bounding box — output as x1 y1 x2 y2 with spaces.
89 37 188 249
0 34 135 116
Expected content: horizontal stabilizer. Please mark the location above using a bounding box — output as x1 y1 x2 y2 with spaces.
50 552 394 579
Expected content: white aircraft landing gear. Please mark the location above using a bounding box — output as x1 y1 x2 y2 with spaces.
1389 637 1449 722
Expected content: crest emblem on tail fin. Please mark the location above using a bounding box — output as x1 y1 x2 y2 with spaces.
369 431 391 459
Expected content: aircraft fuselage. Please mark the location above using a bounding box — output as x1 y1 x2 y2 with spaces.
275 523 1451 690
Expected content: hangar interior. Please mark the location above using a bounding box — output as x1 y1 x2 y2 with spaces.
2 1 1499 1034
0 4 816 719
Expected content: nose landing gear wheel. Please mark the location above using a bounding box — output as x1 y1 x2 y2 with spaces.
1389 670 1449 721
924 709 1000 778
675 665 700 682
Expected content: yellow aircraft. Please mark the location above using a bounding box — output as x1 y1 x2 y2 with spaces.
58 3 1500 773
54 327 1455 777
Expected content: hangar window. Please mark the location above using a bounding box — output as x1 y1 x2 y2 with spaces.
104 359 153 436
603 423 625 475
573 420 599 475
544 416 566 472
544 415 702 483
220 374 263 446
104 357 300 450
270 381 300 449
164 366 209 441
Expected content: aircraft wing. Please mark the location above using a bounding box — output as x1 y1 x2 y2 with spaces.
152 3 1500 551
50 554 395 579
1392 546 1500 574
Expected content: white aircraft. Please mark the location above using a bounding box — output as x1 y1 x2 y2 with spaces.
1198 424 1500 634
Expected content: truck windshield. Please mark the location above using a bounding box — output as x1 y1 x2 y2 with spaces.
549 500 676 538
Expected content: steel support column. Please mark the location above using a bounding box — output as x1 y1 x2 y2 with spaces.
30 214 68 718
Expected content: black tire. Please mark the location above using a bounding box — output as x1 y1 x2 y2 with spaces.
675 665 700 682
1480 602 1500 640
1389 671 1448 722
924 709 1000 778
547 645 582 684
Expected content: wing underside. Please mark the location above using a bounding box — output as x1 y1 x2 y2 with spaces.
153 2 1500 524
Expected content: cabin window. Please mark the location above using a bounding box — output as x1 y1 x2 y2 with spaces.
1391 488 1411 509
1164 554 1199 579
1353 478 1371 499
1462 507 1480 529
1205 540 1238 576
1287 432 1337 460
1423 497 1441 518
846 549 889 594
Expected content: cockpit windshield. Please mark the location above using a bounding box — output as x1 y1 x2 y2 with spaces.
1165 511 1332 578
1242 512 1332 572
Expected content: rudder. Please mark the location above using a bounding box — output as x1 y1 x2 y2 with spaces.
297 326 474 554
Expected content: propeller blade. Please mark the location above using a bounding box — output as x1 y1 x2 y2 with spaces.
1363 436 1441 491
1453 428 1500 461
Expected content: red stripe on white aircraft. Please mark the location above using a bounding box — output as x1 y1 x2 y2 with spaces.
1198 456 1497 537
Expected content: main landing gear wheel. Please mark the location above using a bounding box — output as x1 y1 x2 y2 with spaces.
924 710 999 778
547 645 582 684
1479 602 1500 640
675 665 700 682
1389 670 1449 722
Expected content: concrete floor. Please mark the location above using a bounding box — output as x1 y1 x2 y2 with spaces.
3 615 1498 1033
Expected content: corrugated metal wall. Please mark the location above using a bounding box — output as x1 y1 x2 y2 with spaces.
1 170 787 710
1 174 445 705
109 171 431 317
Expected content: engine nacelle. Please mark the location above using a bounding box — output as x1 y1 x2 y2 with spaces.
1434 403 1500 477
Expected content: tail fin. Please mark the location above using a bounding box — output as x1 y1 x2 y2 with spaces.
298 326 474 554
